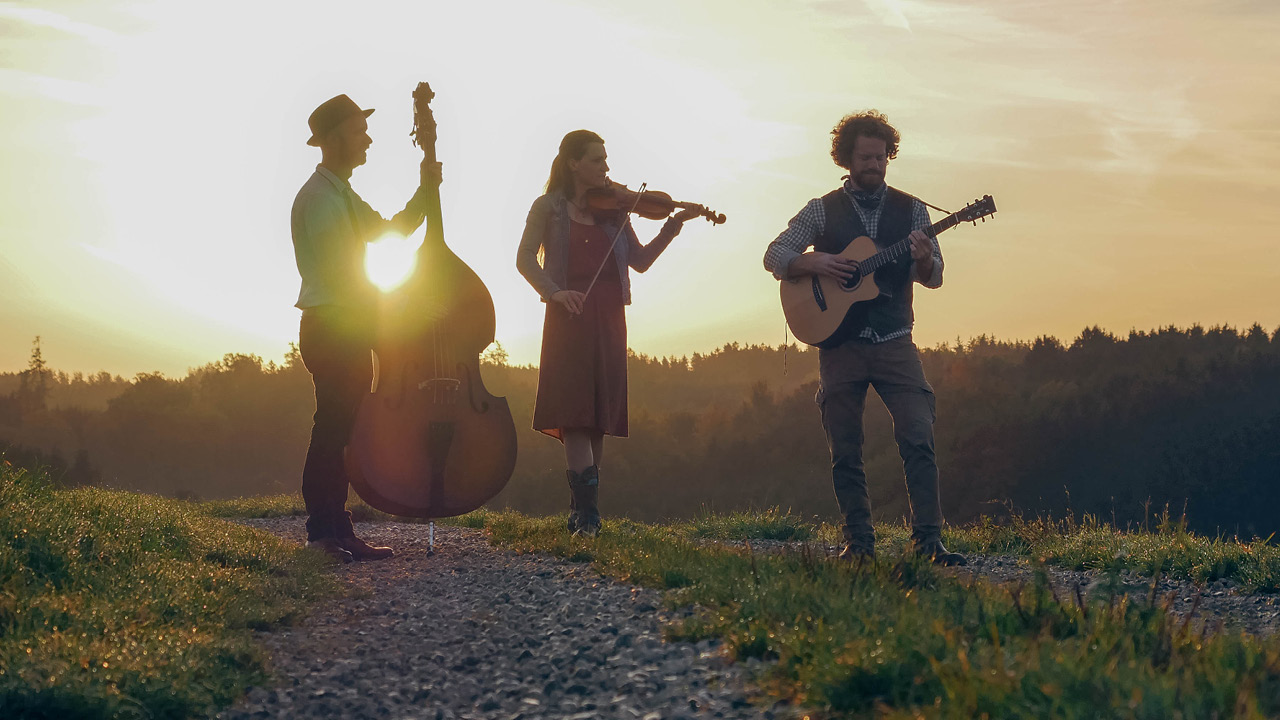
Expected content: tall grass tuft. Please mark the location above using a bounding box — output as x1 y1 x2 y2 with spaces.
954 511 1280 592
678 507 814 541
0 463 338 719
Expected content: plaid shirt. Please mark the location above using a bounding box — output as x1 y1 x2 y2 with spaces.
763 179 943 343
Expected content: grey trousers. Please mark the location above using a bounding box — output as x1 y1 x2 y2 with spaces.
817 335 944 548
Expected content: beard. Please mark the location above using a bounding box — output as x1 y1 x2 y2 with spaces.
854 170 883 191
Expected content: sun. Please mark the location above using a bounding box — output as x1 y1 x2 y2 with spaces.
365 232 419 292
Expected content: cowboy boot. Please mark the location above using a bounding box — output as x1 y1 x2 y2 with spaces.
566 469 581 534
570 465 601 537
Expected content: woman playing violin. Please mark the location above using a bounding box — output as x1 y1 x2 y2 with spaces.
516 129 706 536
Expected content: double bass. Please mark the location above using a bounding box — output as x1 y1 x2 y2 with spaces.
345 82 518 525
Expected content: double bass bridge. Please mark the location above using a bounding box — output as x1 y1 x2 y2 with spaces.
418 377 461 405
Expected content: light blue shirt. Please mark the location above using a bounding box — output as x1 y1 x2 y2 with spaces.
291 166 430 309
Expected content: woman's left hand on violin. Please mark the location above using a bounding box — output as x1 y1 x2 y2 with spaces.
672 203 707 223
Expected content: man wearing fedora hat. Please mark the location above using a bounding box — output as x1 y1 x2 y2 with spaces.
291 93 442 563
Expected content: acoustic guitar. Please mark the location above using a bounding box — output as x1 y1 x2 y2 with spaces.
779 195 996 347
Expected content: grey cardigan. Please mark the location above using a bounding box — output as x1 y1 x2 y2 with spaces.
516 190 681 306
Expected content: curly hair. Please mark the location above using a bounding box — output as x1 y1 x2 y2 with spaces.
830 110 900 170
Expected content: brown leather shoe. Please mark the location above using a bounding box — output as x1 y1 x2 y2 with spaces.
306 538 353 564
339 535 395 561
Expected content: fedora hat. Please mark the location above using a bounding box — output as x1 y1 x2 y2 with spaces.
306 94 375 146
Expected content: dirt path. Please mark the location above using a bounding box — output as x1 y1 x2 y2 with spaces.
220 518 1278 719
218 519 787 720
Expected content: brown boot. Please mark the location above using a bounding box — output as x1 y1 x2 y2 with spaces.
569 465 600 537
339 534 395 561
306 538 354 564
566 469 581 534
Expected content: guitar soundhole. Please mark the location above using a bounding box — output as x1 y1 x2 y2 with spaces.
840 274 862 291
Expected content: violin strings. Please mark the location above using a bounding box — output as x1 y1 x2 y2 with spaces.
581 182 647 303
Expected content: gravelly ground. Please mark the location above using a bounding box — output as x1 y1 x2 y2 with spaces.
222 519 1279 720
218 519 791 720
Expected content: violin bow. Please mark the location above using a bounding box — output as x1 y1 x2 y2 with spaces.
580 182 648 303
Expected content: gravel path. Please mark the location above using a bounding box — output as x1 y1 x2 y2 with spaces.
221 519 1278 720
218 519 787 720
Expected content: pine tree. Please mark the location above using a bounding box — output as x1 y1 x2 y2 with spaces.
17 336 50 418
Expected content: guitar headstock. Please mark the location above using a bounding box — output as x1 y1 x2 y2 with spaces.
956 194 996 224
411 81 437 153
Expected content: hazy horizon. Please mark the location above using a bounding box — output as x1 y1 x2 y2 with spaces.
5 319 1276 379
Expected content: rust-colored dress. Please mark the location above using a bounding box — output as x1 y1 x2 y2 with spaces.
533 220 629 440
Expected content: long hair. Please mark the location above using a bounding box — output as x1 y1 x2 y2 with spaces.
830 110 900 170
545 129 605 195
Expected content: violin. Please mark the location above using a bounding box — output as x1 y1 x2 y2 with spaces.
344 82 518 527
584 181 726 225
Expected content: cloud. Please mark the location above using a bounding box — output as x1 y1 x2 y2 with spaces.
0 67 108 106
0 3 121 46
1099 84 1201 176
862 0 911 30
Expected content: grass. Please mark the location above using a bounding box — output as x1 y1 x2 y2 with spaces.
676 507 815 541
482 512 1280 719
8 477 1280 719
203 494 1280 592
0 463 339 719
948 511 1280 593
198 493 493 529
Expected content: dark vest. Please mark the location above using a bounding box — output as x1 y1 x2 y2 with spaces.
814 186 916 346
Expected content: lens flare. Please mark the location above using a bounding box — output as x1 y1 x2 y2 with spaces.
365 232 418 292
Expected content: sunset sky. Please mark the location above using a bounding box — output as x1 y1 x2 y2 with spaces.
3 0 1278 377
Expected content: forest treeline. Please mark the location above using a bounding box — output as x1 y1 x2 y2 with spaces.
3 323 1278 538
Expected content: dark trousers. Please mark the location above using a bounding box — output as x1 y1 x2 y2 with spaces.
298 306 373 541
817 335 943 548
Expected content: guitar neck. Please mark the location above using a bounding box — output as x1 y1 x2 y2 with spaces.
859 211 962 274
